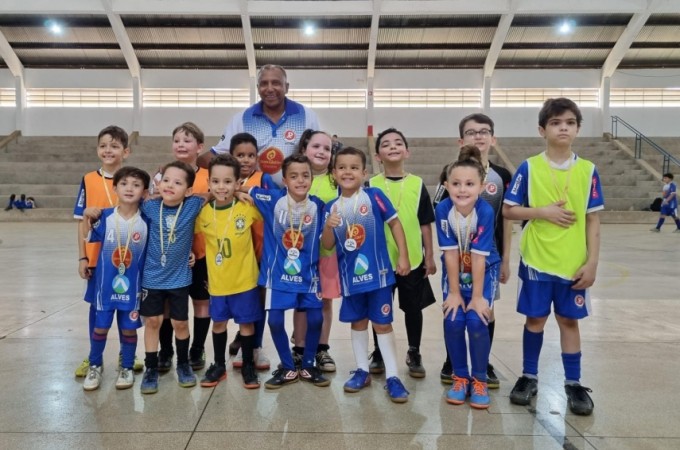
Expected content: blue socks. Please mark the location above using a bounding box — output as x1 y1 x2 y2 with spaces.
656 218 665 229
467 316 490 381
444 308 490 380
562 351 582 384
302 308 323 369
522 327 544 377
89 331 107 366
120 334 137 369
268 309 295 370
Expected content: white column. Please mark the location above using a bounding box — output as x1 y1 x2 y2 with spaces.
14 75 25 132
600 76 611 136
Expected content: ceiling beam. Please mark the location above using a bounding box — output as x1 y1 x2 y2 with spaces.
0 29 24 78
101 0 139 78
367 0 381 79
484 13 513 79
239 0 257 79
601 12 651 79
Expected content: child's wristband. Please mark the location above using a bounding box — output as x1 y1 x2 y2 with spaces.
79 257 89 262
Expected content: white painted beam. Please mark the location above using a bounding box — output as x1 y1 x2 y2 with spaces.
0 30 23 78
101 0 140 79
601 12 651 80
367 0 381 79
483 13 513 79
240 0 257 80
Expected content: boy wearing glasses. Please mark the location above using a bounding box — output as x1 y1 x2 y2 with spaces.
432 114 513 389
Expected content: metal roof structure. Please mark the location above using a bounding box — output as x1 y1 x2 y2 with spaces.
1 0 680 79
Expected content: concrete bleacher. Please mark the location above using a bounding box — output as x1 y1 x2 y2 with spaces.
0 134 662 223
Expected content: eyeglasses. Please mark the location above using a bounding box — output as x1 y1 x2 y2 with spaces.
463 129 493 137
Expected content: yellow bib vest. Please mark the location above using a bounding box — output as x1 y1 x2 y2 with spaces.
520 154 595 280
369 173 424 270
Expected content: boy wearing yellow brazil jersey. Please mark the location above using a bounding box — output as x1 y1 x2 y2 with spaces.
503 98 604 416
196 154 264 389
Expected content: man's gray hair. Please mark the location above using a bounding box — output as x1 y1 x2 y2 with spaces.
257 64 288 85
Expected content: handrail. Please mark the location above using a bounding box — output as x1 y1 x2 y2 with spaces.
611 116 680 175
0 130 21 152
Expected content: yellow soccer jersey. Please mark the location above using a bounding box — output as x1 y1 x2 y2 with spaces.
195 200 262 295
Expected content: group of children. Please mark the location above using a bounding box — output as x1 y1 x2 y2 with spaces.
73 97 603 415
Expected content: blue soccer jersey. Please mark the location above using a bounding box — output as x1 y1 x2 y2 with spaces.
663 181 678 209
89 207 149 311
140 196 204 290
324 187 398 296
212 99 320 187
435 197 500 297
251 187 325 293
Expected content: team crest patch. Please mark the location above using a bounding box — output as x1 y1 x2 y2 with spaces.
486 183 497 195
132 231 142 243
235 215 246 232
359 204 369 216
303 214 313 225
284 130 296 142
574 295 585 308
129 311 139 321
381 304 391 316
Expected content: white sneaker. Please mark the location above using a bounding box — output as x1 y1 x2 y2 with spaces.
116 368 135 390
232 348 243 368
255 348 271 371
83 365 103 391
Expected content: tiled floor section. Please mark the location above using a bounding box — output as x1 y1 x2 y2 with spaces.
0 223 678 449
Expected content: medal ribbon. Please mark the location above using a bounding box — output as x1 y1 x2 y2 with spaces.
453 208 473 273
213 199 235 258
101 168 115 207
545 152 573 202
159 200 184 262
339 190 361 240
287 196 308 249
382 173 407 211
115 208 140 272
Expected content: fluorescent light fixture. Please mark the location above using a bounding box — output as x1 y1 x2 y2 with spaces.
45 20 63 35
559 20 573 34
303 23 315 36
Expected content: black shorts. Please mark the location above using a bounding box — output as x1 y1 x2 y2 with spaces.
140 287 190 321
394 263 436 314
189 257 209 301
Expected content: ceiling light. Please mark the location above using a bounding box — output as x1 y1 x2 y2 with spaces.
45 20 63 35
558 20 573 34
303 24 315 36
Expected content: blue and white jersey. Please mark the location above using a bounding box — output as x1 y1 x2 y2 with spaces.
663 181 678 209
140 196 204 290
212 98 320 187
324 187 397 296
89 207 149 311
251 187 324 293
435 197 500 297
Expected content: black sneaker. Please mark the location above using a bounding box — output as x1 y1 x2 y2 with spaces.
158 353 173 373
228 333 241 356
200 363 227 387
276 350 303 370
299 366 331 387
241 363 260 389
264 368 299 389
189 348 206 371
369 350 385 374
565 384 594 415
440 359 453 385
487 363 500 389
406 347 426 378
509 376 538 406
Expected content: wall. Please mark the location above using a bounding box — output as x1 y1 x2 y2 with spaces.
3 68 680 138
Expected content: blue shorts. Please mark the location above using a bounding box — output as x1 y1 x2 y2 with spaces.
446 264 499 306
339 286 394 324
660 205 677 216
84 275 96 304
94 309 142 330
210 288 263 324
517 277 590 319
265 288 323 311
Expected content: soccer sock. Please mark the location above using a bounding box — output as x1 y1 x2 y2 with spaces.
120 334 138 369
317 343 330 353
145 351 158 370
488 319 496 350
213 331 227 366
88 304 96 339
302 308 323 368
351 328 370 372
444 311 470 379
562 351 582 385
674 217 680 229
656 217 665 229
89 331 108 367
467 312 490 381
376 331 399 379
159 318 174 356
175 336 190 365
523 327 544 378
241 333 255 367
254 313 266 348
404 310 423 350
191 317 211 356
268 310 295 370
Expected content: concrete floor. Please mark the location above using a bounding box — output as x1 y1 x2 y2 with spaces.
0 222 678 450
